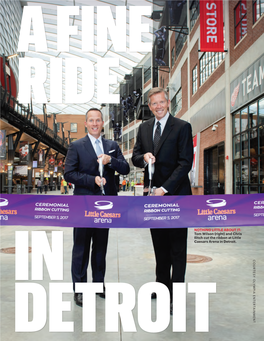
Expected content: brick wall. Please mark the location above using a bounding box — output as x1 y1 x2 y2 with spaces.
37 114 87 141
230 0 264 67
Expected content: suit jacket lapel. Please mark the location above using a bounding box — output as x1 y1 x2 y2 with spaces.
83 135 96 158
147 118 155 153
155 114 174 155
102 138 110 154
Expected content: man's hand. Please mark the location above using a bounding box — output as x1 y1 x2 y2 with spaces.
95 176 106 187
97 154 111 165
144 152 155 164
154 187 165 196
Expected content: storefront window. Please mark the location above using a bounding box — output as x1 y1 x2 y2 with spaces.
250 128 258 156
260 126 264 154
241 186 249 194
249 102 257 128
232 96 264 193
259 98 264 125
234 162 241 194
241 159 249 183
260 156 264 184
233 112 240 134
241 108 248 131
241 132 249 157
234 135 240 159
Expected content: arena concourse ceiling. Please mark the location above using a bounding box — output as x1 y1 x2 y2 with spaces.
18 0 162 117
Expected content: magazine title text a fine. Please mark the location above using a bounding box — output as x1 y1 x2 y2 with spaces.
17 6 152 104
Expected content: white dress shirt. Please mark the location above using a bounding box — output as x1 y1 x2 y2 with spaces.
152 112 170 139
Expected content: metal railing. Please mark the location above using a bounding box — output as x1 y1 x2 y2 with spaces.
1 85 69 152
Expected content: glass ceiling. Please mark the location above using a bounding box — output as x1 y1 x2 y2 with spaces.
18 0 161 116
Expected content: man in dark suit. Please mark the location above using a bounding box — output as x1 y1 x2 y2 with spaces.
64 108 130 307
132 87 193 313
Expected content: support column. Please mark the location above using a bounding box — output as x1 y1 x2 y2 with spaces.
7 135 14 194
27 144 32 193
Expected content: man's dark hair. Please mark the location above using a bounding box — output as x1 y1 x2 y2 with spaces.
86 108 103 121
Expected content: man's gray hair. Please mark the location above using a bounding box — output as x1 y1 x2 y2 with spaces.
147 87 169 104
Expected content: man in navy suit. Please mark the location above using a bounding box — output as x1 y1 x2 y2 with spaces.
64 108 130 307
132 87 193 314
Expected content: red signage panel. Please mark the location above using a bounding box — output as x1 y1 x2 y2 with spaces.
200 0 224 52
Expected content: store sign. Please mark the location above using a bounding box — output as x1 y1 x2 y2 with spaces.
230 54 264 112
200 0 224 52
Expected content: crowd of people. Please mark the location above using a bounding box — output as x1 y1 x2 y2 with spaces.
34 178 73 194
121 179 135 191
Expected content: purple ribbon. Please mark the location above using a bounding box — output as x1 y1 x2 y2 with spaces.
0 194 263 228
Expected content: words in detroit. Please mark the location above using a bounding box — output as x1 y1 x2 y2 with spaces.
17 6 152 104
15 231 216 333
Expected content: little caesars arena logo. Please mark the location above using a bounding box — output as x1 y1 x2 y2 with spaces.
85 201 121 223
0 198 17 221
197 198 236 221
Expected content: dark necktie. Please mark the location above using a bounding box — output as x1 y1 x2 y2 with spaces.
153 121 161 155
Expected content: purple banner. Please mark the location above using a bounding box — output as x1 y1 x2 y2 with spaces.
0 194 263 228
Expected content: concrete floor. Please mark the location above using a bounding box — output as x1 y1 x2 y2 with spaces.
0 189 263 340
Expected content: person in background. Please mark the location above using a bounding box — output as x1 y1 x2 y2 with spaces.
44 180 48 194
61 178 64 194
37 179 42 194
122 178 126 191
63 179 68 194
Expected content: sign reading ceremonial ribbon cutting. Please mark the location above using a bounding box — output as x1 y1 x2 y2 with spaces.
199 0 224 52
0 194 263 228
